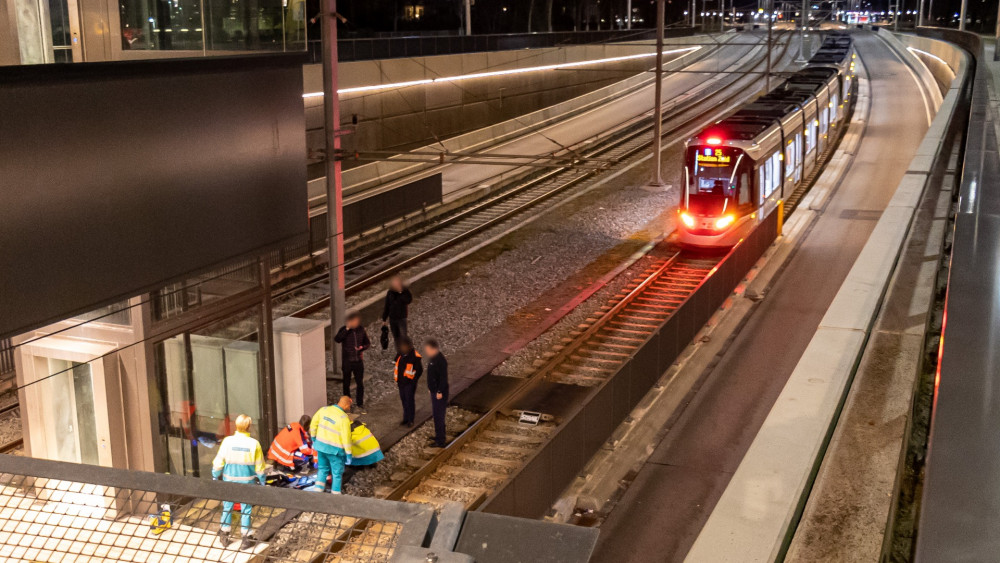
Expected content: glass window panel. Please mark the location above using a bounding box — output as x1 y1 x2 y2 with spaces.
151 306 264 477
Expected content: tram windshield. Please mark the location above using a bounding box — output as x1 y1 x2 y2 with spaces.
685 146 749 215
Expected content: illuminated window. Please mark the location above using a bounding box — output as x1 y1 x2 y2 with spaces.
403 4 425 20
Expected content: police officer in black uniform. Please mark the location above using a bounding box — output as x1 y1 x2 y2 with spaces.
423 339 449 448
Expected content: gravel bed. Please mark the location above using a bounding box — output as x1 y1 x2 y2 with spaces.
266 511 356 560
413 484 479 505
0 391 17 410
342 407 478 497
0 411 22 448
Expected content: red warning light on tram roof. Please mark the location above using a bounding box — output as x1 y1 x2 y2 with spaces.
706 137 722 145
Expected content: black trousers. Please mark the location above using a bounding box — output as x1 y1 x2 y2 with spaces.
430 392 448 446
398 382 416 424
342 360 365 406
389 318 408 345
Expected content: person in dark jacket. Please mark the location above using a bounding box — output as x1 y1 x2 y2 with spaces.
334 312 371 410
422 339 449 448
381 276 413 347
393 337 423 427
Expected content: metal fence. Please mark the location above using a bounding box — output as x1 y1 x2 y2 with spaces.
0 455 435 563
0 338 13 383
315 28 697 63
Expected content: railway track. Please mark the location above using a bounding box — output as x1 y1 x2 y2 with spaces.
376 38 857 511
271 34 793 320
383 249 720 509
0 402 22 454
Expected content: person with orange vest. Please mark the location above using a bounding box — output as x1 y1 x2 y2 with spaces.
267 415 316 472
394 337 423 427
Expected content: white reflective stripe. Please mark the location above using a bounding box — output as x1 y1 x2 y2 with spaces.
355 445 379 457
271 442 293 456
225 475 257 482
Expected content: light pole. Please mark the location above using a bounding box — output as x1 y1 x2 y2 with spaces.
321 0 346 380
959 0 966 30
796 0 808 63
765 0 773 91
464 0 472 35
649 0 666 189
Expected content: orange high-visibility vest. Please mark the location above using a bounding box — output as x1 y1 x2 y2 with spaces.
393 352 421 382
267 422 314 468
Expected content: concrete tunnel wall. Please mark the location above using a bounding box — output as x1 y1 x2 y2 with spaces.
302 35 701 156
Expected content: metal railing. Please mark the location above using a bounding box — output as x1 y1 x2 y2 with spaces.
0 338 13 382
0 454 435 563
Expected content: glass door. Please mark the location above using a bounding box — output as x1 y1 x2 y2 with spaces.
36 359 99 464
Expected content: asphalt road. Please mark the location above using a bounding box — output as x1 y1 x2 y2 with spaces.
591 31 931 563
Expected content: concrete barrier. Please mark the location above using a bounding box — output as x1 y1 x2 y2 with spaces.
684 33 970 563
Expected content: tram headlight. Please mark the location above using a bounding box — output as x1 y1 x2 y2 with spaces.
680 212 696 228
715 214 735 230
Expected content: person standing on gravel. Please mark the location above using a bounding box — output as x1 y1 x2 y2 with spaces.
394 337 423 427
381 275 413 347
309 396 354 494
212 414 266 551
334 312 370 411
423 339 449 448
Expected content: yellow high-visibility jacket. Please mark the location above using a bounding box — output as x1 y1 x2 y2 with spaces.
212 431 266 484
351 423 383 462
310 404 353 456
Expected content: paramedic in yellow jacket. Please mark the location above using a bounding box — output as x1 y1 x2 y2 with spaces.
309 396 354 493
212 414 266 550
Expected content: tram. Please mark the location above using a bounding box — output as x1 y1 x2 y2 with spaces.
678 33 856 247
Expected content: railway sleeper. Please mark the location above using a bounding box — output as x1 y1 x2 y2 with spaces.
453 452 521 472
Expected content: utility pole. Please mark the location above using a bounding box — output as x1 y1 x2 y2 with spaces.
649 0 666 188
918 0 924 26
464 0 472 35
322 0 346 381
958 0 966 30
894 0 900 31
627 0 632 28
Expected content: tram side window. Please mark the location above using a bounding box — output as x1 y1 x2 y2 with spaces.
805 122 816 153
759 152 781 201
821 108 829 135
785 141 796 177
738 171 750 206
831 93 839 118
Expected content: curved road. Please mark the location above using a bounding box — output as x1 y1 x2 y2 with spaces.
591 32 931 563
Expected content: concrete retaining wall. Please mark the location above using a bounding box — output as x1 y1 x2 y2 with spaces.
306 38 705 154
304 35 719 193
684 33 970 563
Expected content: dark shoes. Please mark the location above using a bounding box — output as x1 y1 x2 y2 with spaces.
217 529 231 547
240 536 255 551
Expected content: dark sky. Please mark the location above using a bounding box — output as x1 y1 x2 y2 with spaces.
336 0 993 35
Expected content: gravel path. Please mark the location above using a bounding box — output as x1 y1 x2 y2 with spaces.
328 150 684 406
